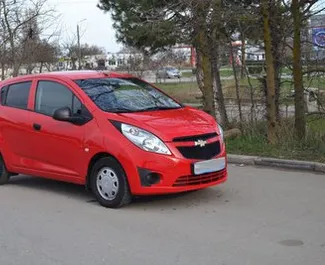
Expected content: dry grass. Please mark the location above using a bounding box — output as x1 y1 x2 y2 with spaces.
155 82 202 103
155 79 262 104
226 115 325 163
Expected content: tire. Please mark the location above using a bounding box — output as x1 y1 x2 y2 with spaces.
0 156 11 185
90 156 132 208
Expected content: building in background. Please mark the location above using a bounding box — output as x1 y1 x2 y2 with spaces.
106 47 144 70
106 45 195 70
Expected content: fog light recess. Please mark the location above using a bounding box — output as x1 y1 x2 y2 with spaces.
146 173 161 185
138 167 162 187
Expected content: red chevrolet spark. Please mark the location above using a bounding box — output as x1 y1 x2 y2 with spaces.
0 71 227 208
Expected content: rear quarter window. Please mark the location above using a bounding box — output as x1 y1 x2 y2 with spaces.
3 81 32 110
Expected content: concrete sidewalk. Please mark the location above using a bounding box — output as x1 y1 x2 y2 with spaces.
228 154 325 173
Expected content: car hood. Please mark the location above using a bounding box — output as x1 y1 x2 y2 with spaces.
116 107 217 142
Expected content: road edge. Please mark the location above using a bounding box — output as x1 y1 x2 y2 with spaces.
227 154 325 173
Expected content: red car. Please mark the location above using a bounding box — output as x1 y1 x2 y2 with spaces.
0 71 227 208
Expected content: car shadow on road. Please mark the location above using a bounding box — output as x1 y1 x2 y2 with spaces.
129 188 226 210
7 175 227 209
7 175 94 202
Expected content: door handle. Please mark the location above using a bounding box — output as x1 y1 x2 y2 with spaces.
33 123 41 131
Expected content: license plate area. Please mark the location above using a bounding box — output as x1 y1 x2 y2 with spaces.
192 157 226 175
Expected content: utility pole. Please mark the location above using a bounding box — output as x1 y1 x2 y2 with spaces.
77 24 81 70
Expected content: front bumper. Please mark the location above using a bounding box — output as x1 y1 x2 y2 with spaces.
121 142 227 195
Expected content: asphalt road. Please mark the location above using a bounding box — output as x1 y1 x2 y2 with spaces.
1 165 325 265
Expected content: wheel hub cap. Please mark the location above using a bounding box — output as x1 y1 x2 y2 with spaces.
96 167 119 201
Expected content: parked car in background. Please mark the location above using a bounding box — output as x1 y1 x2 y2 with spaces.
0 71 227 208
156 66 182 79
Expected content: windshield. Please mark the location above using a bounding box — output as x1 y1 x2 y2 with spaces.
75 77 182 113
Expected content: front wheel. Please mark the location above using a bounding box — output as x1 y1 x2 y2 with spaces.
90 157 132 208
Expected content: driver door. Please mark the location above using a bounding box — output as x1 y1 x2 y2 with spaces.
28 79 93 183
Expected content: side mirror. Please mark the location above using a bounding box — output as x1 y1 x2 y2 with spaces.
53 106 72 121
53 107 87 125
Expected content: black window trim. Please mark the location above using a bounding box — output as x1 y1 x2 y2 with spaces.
0 85 8 106
34 80 93 121
1 81 33 111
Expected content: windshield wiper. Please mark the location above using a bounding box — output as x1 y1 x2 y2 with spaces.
106 107 136 113
139 106 182 112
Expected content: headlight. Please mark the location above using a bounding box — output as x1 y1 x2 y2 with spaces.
217 124 224 142
121 124 171 155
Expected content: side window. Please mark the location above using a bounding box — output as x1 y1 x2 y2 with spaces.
35 81 86 117
4 81 32 109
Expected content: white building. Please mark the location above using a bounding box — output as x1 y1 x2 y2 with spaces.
106 47 144 69
245 45 265 61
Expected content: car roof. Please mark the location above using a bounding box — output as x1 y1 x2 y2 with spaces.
0 70 135 85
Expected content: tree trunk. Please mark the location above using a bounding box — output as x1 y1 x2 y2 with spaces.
44 63 50 72
12 64 19 77
195 51 205 94
39 62 44 73
214 65 229 128
27 64 33 74
274 60 281 122
201 52 216 117
195 48 215 116
292 0 306 139
229 39 243 125
269 9 282 123
72 59 77 70
210 27 229 128
262 0 278 144
1 62 5 80
10 39 19 77
196 27 216 117
191 1 217 117
244 66 256 124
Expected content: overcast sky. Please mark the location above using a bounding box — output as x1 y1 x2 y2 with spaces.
48 0 121 53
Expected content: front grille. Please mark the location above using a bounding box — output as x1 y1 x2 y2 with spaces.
173 132 217 142
173 169 226 187
177 141 221 160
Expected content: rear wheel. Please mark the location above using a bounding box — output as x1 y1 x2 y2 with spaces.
90 157 132 208
0 156 11 185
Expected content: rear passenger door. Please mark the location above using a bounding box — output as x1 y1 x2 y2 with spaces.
28 79 93 182
0 81 35 167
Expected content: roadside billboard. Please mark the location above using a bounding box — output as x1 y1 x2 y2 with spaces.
312 27 325 50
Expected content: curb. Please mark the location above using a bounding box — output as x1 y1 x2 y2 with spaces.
227 154 325 173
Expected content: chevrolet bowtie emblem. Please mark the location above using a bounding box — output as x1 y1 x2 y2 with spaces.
195 139 207 147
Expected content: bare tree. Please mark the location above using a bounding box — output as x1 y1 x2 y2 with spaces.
35 41 60 73
63 34 78 70
63 37 106 70
0 0 59 77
